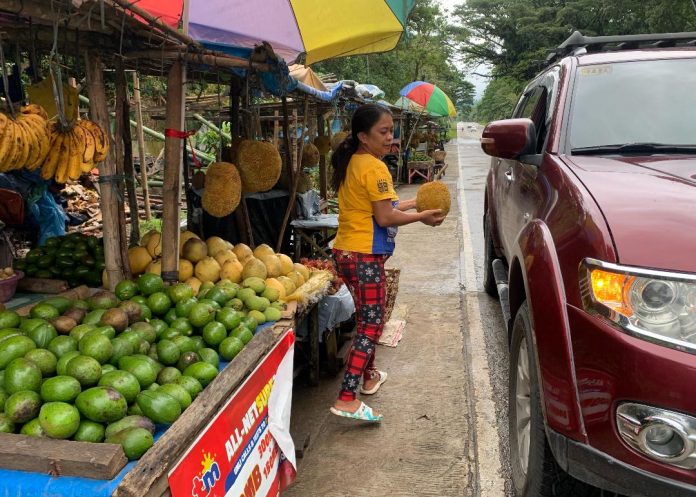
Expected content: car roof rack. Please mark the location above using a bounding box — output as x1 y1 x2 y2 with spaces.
545 31 696 64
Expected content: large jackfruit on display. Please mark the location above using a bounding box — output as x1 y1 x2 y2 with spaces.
415 181 451 216
330 131 349 152
201 162 242 217
313 135 331 155
236 140 282 193
301 142 320 167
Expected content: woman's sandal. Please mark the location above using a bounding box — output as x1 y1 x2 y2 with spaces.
329 401 383 422
360 370 388 395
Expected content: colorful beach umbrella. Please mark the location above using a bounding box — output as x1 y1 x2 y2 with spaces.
138 0 416 65
399 81 457 117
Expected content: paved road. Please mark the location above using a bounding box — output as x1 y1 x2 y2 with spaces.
283 126 513 496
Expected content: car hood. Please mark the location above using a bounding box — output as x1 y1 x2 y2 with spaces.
563 155 696 273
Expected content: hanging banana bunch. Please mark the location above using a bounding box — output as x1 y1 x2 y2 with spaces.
39 118 109 183
0 104 51 173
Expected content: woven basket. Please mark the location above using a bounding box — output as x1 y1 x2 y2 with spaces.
432 150 446 162
383 268 401 322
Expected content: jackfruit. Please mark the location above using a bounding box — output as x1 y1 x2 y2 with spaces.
415 181 451 216
301 143 320 167
236 141 282 193
202 162 242 217
330 131 349 152
313 136 331 155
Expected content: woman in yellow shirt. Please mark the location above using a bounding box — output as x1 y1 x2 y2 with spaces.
329 104 445 422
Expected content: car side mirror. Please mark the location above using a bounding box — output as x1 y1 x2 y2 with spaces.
480 118 538 161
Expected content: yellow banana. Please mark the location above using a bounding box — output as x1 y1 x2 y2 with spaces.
73 123 95 172
40 131 65 181
0 116 14 172
81 120 109 162
54 131 74 184
23 115 50 170
66 129 82 181
0 113 8 140
20 103 49 121
6 121 23 171
18 118 39 170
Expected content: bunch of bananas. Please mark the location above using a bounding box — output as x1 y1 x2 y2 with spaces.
40 118 109 183
0 104 51 173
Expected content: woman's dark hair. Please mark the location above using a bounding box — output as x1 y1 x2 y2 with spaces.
331 103 392 192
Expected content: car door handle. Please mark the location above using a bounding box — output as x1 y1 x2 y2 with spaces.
504 168 514 181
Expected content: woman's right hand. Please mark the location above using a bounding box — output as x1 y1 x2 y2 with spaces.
419 209 446 227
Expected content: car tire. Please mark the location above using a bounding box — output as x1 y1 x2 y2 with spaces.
509 301 601 497
483 212 498 298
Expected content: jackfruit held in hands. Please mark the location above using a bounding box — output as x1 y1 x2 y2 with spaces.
236 141 282 193
415 181 451 216
313 136 331 155
301 143 320 167
202 162 242 217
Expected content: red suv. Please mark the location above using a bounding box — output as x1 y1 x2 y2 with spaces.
482 31 696 497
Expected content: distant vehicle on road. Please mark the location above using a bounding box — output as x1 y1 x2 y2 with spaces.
481 31 696 497
467 124 477 131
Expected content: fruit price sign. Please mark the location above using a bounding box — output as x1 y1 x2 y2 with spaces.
168 330 296 497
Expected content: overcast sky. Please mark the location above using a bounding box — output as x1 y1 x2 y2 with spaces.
435 0 490 100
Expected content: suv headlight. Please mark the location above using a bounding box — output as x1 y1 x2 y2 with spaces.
580 259 696 353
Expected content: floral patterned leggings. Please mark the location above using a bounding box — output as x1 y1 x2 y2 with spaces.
333 250 388 401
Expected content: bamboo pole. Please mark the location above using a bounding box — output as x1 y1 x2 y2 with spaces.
276 98 309 253
161 59 186 283
192 113 231 141
116 61 140 251
318 114 327 201
132 72 151 220
113 68 130 277
272 110 280 147
86 52 125 290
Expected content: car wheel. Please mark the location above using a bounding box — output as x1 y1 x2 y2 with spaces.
483 212 498 298
509 301 601 497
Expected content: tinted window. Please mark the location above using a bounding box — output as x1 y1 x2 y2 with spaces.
569 58 696 149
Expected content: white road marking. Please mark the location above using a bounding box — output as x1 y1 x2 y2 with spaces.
457 135 506 496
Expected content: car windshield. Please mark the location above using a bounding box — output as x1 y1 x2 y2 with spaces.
569 58 696 153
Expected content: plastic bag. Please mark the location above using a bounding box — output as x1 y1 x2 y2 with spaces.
28 188 67 245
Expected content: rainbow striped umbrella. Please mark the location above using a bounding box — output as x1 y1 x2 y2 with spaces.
399 81 457 117
138 0 415 65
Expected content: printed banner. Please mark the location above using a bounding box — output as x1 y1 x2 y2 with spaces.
169 330 296 497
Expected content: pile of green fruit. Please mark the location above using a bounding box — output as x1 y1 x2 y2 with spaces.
0 273 284 460
14 233 106 287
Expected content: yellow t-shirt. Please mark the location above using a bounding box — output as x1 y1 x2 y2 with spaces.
333 153 398 254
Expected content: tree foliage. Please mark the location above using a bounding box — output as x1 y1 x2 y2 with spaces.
455 0 696 122
314 0 475 117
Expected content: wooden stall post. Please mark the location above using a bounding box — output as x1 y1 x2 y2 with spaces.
132 72 151 220
317 113 327 201
161 59 186 283
116 62 140 250
281 96 293 187
85 52 125 289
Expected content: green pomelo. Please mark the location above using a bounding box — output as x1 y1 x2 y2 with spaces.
167 283 194 304
83 309 107 326
247 310 266 326
169 318 193 337
176 351 200 371
30 303 60 321
149 319 169 339
20 417 46 437
87 291 119 310
109 336 136 366
263 307 282 322
231 326 254 345
236 287 256 302
0 310 21 329
171 336 197 354
147 292 172 316
225 298 244 311
215 308 242 331
70 323 97 341
75 386 128 423
41 375 82 403
206 287 230 306
157 366 182 385
130 322 157 343
242 277 265 294
117 356 157 388
98 370 141 404
56 350 81 376
41 297 72 314
261 287 280 302
137 273 165 296
174 297 197 318
0 413 15 433
19 318 44 333
101 363 117 374
39 402 80 439
115 280 139 301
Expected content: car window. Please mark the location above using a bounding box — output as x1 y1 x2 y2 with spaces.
569 58 696 150
516 87 544 120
